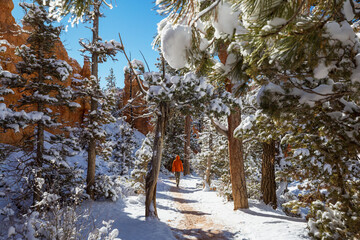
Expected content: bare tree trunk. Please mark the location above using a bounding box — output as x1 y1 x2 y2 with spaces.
228 108 249 209
218 43 248 209
261 140 277 209
86 2 100 199
183 114 191 175
145 103 168 218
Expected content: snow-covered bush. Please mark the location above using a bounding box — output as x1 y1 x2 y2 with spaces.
87 220 121 240
24 186 85 240
306 187 360 240
25 206 79 239
93 175 121 202
282 200 308 218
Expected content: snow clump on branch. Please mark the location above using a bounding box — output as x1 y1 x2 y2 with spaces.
160 23 192 69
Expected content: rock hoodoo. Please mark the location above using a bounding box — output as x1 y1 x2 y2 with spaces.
122 72 152 135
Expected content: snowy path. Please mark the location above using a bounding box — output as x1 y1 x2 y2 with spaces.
83 174 309 239
166 179 229 239
157 174 309 240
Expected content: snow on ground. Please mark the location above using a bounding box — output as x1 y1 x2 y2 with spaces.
80 192 176 239
83 173 309 240
164 174 309 239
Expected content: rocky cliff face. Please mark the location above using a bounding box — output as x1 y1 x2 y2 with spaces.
122 73 152 135
0 0 90 144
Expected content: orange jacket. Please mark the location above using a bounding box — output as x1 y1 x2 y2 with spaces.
172 155 183 172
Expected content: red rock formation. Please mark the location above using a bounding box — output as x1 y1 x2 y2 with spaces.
0 0 90 145
122 72 152 135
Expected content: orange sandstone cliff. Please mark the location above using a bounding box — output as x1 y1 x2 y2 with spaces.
0 0 90 144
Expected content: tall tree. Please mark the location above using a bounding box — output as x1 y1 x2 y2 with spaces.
219 44 248 209
86 1 100 198
48 0 121 199
261 140 277 208
73 0 120 198
8 2 77 204
236 82 282 208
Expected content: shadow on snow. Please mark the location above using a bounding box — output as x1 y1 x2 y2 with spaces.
170 226 239 240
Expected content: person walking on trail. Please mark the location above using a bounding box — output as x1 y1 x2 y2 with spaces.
172 155 183 187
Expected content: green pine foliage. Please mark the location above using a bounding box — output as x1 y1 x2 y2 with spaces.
156 0 360 237
76 75 116 161
0 67 30 131
239 0 360 237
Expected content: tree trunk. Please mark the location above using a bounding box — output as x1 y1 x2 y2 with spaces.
145 103 168 218
219 43 248 209
129 74 133 127
86 2 100 199
34 47 44 206
227 108 249 209
261 140 277 208
34 104 44 205
205 133 213 188
86 99 97 199
183 114 191 175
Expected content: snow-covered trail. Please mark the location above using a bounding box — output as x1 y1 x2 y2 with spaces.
166 178 229 239
82 174 308 239
156 174 309 240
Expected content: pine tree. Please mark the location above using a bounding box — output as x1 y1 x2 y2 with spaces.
105 68 116 90
235 82 284 208
7 2 79 205
76 0 121 198
111 118 138 175
238 0 360 237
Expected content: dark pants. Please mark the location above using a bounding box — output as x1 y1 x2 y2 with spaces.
175 172 181 187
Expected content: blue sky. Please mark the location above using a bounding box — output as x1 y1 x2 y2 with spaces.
12 0 163 88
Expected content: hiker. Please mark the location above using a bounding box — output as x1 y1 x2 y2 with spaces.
171 155 184 187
